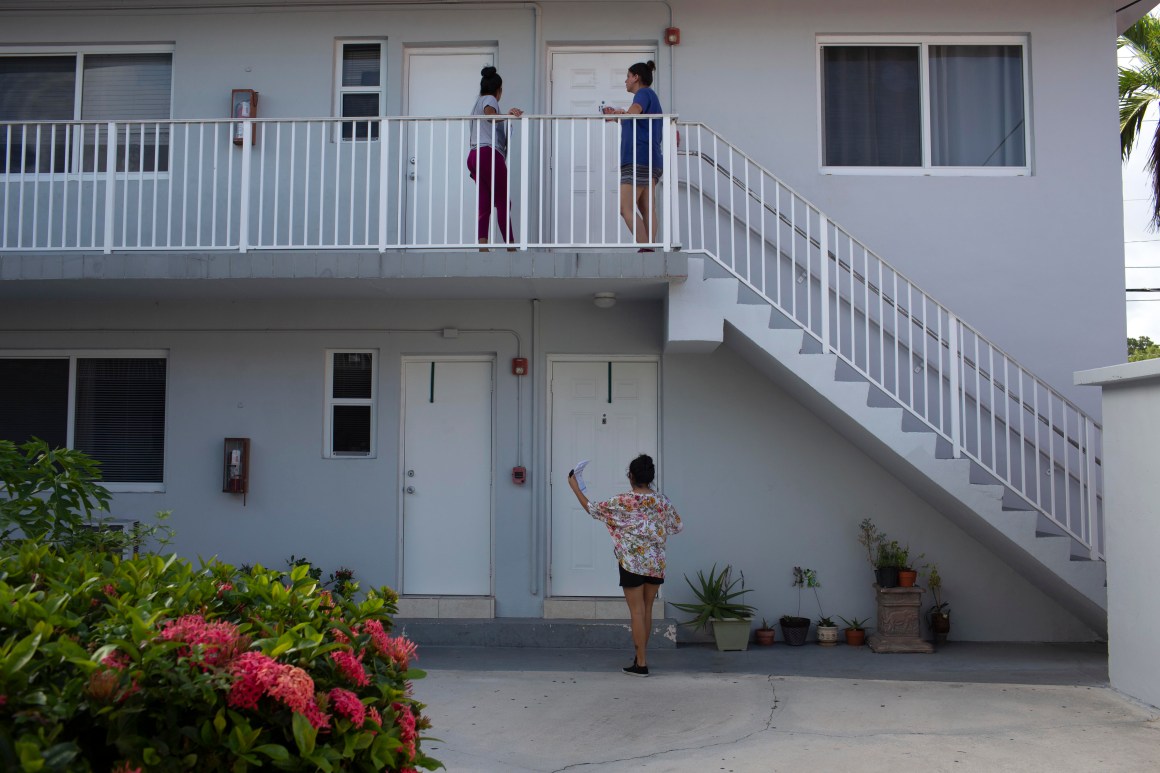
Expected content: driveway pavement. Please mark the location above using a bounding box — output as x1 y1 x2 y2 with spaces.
410 643 1159 772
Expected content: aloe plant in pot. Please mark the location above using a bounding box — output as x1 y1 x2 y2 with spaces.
672 564 756 651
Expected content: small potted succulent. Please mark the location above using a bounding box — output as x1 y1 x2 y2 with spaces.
839 616 869 646
672 564 756 651
816 616 839 646
755 617 776 646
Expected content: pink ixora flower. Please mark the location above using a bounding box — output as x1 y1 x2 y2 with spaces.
363 620 418 671
330 649 370 686
328 687 366 727
228 651 330 730
160 614 245 668
393 702 418 760
111 763 142 773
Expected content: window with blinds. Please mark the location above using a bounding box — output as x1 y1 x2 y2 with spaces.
325 351 376 457
337 41 385 141
0 354 167 486
0 49 173 174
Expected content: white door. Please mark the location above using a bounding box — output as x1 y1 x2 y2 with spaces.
405 49 495 247
549 50 655 245
550 360 658 596
402 359 493 595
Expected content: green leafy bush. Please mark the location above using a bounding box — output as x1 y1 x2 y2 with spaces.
0 439 440 772
0 546 440 772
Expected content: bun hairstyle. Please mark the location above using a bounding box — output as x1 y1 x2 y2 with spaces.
480 66 502 96
628 454 656 488
628 60 656 87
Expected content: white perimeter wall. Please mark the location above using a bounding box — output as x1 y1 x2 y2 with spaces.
0 0 1127 413
0 297 1095 640
1078 361 1160 707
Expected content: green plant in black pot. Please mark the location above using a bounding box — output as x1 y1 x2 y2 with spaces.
780 566 815 646
923 561 951 644
874 539 903 588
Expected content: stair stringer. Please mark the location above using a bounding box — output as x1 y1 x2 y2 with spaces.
666 257 1107 637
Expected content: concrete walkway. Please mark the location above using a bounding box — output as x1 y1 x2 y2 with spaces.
410 643 1159 772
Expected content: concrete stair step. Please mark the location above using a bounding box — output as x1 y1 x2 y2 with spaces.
394 617 679 649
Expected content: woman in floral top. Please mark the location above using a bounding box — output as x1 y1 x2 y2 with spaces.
567 454 682 677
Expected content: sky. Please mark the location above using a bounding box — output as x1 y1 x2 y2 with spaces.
1121 30 1160 342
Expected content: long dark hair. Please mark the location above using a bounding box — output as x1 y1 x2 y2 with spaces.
480 66 502 96
628 60 655 88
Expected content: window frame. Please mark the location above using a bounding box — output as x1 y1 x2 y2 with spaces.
333 39 386 142
0 44 176 178
0 349 168 492
323 349 377 459
816 34 1032 176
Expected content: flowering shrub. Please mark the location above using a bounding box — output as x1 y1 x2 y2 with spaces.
0 547 436 770
0 545 440 771
0 439 439 771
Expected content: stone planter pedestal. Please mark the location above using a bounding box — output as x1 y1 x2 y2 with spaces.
867 585 934 653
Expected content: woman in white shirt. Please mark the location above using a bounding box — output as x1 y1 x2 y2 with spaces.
468 66 523 250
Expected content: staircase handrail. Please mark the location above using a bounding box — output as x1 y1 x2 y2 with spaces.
674 121 1103 559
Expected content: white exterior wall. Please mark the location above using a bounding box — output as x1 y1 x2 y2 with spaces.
1077 360 1160 707
663 348 1095 642
0 297 664 619
0 1 1127 414
0 0 1122 640
0 297 1095 639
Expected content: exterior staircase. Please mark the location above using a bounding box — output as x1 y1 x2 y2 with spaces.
666 255 1108 635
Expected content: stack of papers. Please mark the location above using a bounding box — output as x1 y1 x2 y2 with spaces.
572 459 590 493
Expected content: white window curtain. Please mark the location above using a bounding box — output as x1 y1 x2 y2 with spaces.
822 46 922 167
929 45 1026 167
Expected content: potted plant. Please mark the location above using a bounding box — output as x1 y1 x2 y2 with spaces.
858 518 894 587
839 616 869 646
755 617 776 646
816 616 839 646
672 564 756 651
875 539 903 588
780 566 816 646
896 544 917 587
923 561 950 644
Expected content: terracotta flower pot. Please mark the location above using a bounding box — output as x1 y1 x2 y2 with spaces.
845 628 866 646
755 628 776 646
898 569 918 587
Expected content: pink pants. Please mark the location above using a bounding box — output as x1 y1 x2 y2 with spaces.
467 147 513 242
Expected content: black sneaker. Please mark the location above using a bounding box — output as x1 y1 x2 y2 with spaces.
622 661 649 677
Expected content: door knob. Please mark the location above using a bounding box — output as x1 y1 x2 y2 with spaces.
406 486 416 494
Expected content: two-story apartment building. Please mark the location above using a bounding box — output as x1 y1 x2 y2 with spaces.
0 0 1135 641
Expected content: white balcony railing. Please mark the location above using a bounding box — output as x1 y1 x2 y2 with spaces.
0 116 1104 561
1 116 675 252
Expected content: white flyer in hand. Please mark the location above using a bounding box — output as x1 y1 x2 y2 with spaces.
572 459 590 493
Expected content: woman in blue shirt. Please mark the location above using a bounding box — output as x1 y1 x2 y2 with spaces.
602 61 662 251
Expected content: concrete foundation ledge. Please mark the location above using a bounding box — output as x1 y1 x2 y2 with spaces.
392 617 679 649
